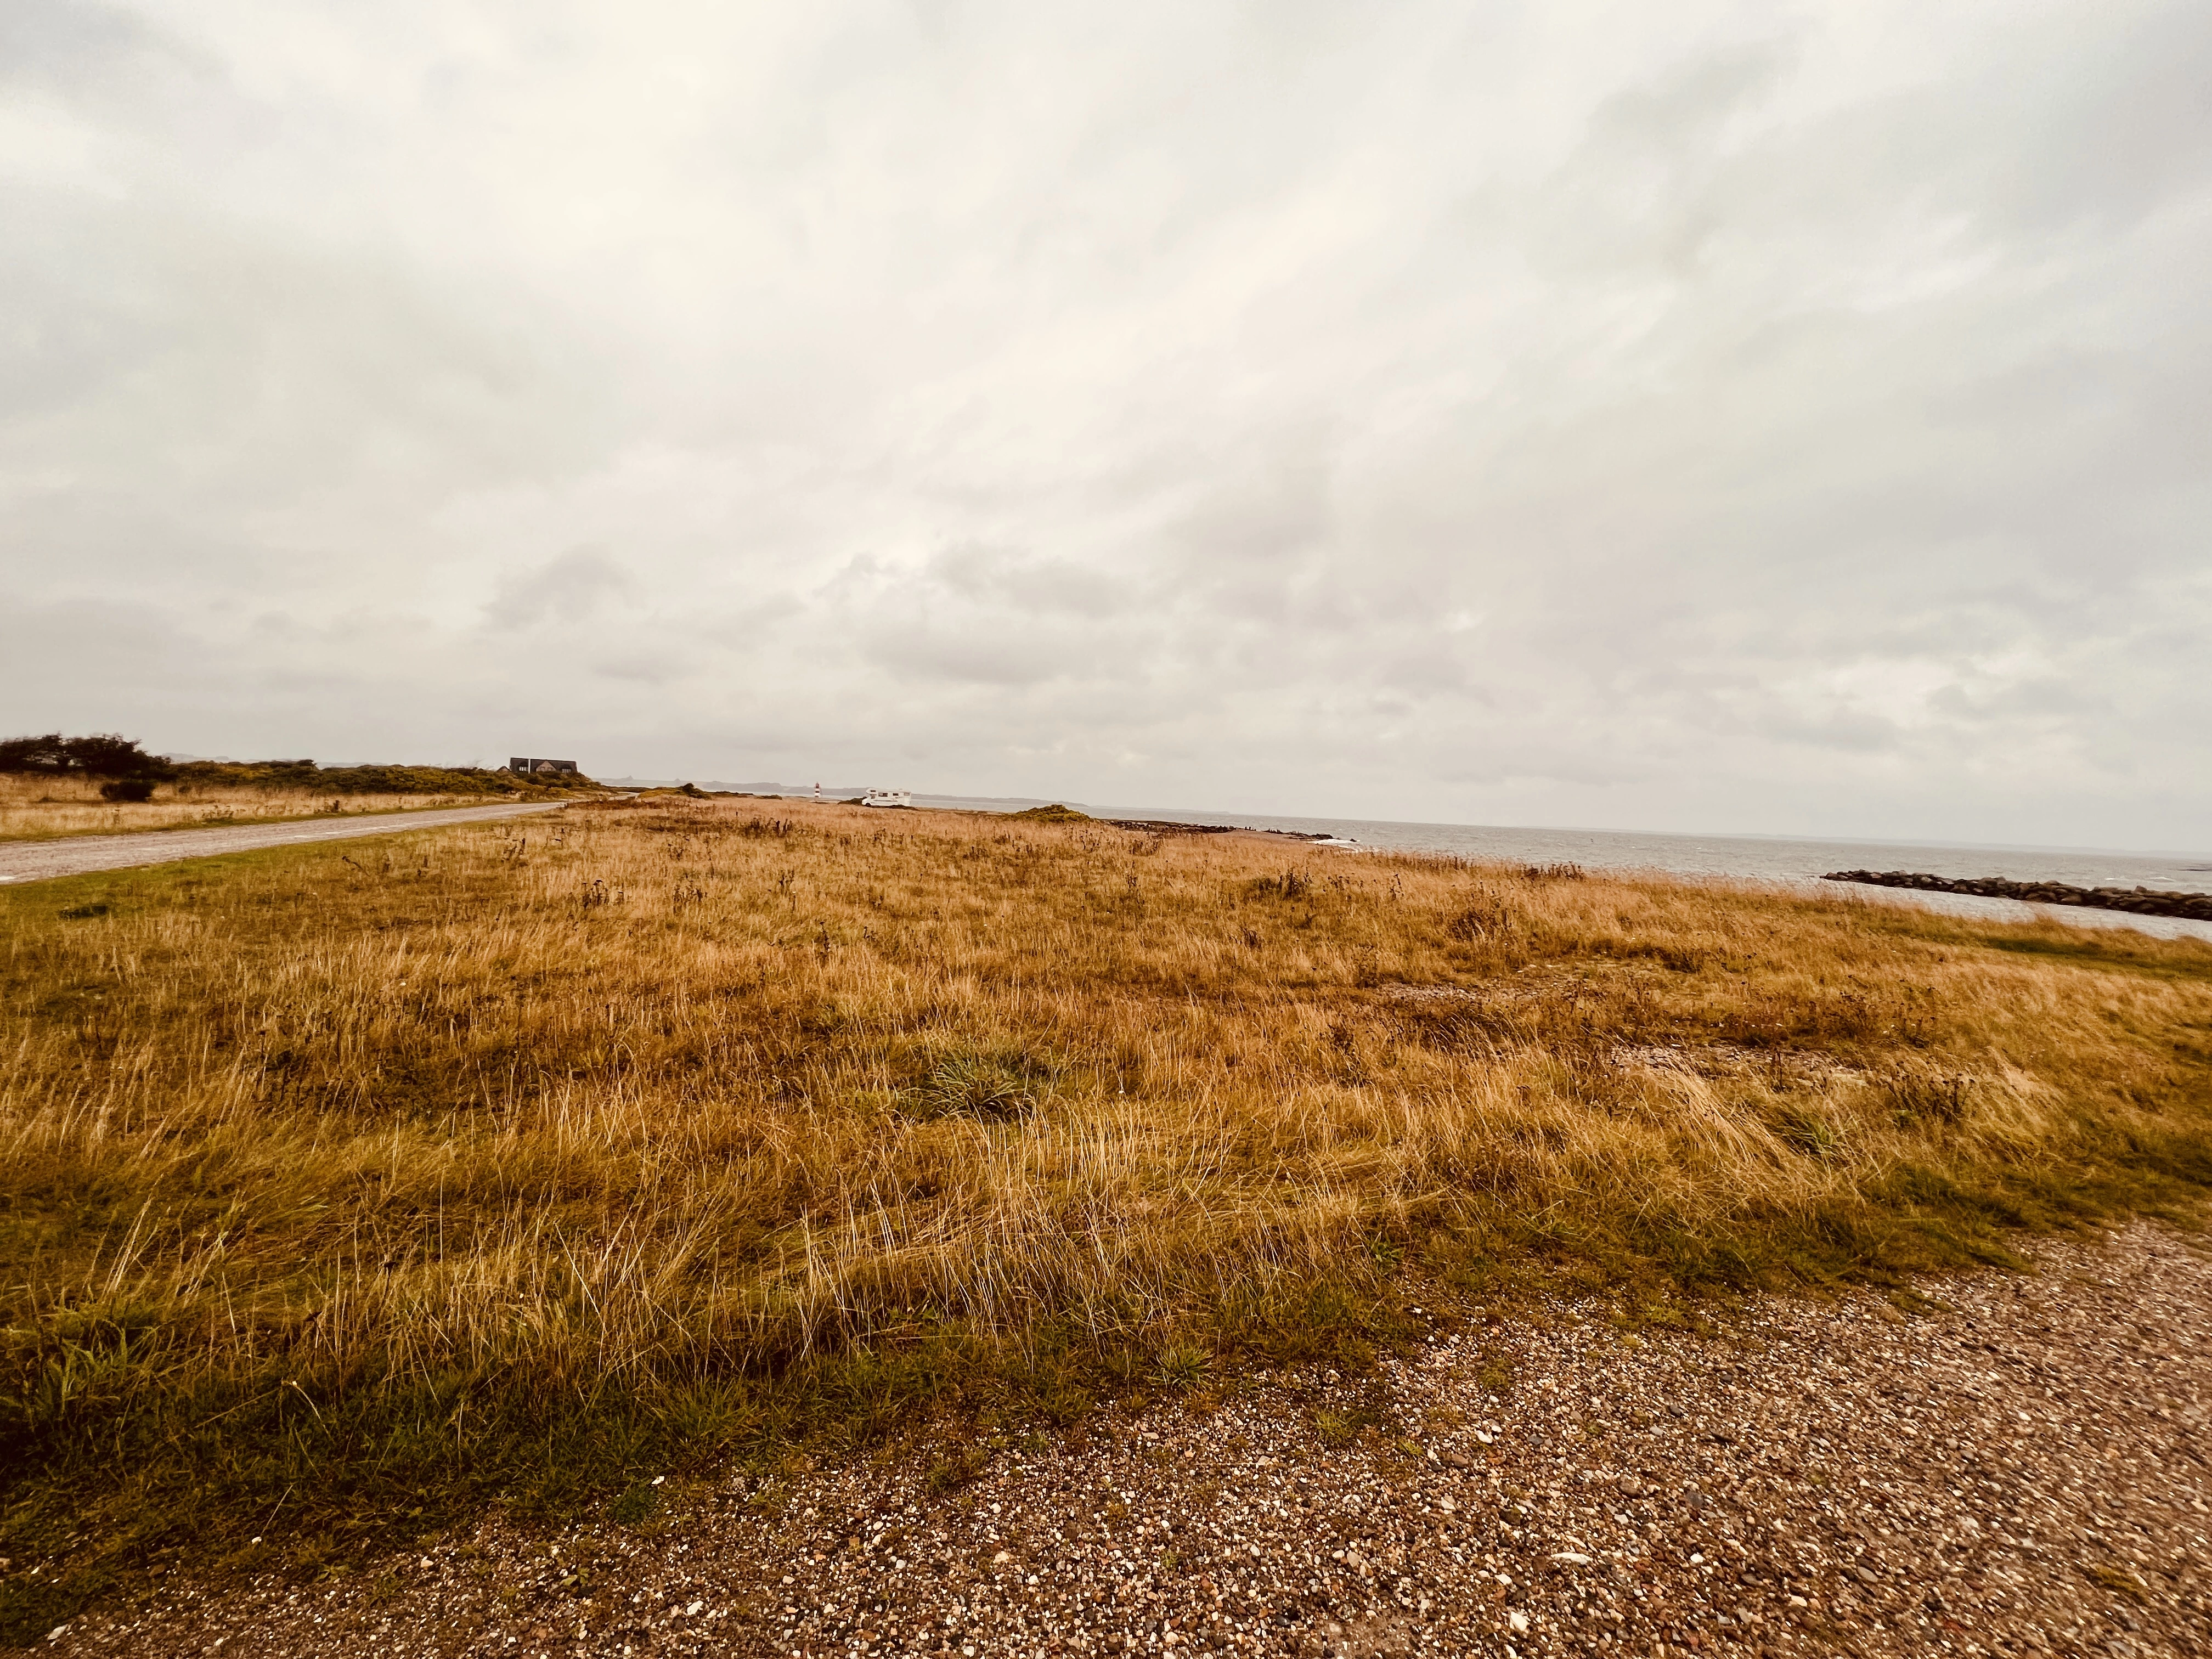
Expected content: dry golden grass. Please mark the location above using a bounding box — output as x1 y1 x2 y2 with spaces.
0 772 493 841
3 797 2209 1618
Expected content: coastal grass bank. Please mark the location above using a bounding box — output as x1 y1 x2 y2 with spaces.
3 796 2209 1633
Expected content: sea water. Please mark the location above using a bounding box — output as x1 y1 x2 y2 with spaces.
927 799 2212 944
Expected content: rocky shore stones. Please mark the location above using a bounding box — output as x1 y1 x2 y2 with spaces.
1822 869 2212 920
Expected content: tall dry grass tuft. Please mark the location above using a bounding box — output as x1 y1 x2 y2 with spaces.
2 798 2210 1612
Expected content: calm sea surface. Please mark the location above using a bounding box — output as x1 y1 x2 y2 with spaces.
912 797 2212 944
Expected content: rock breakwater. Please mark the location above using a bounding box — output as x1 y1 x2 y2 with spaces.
1823 869 2212 920
1104 819 1339 840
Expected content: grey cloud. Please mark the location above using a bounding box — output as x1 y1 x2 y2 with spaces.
1592 41 1792 145
1 0 2207 848
1960 3 2212 236
864 628 1068 688
1378 646 1483 698
486 548 637 628
0 0 204 106
1752 708 1903 757
591 652 689 686
924 545 1132 616
1538 38 1798 273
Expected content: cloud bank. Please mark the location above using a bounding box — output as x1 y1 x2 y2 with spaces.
3 0 2208 846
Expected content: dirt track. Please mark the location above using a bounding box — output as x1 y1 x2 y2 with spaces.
38 1223 2210 1658
0 800 569 886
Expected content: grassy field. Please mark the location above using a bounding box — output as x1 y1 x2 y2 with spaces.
0 772 551 843
4 798 2210 1633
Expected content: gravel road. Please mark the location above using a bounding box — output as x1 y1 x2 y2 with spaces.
0 800 569 886
41 1223 2208 1658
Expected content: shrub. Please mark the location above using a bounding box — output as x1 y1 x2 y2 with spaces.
1445 891 1514 941
903 1048 1045 1121
98 779 156 803
0 733 173 780
1156 1344 1213 1389
1882 1066 1973 1126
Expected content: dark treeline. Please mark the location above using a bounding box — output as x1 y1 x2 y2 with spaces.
1 734 596 800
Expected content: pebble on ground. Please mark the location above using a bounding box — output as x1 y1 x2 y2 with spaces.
37 1224 2210 1658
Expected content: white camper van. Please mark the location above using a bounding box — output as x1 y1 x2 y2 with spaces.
861 789 913 809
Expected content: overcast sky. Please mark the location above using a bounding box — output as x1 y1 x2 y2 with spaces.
3 1 2208 847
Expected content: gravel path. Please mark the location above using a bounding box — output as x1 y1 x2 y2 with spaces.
0 801 569 885
41 1223 2208 1658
